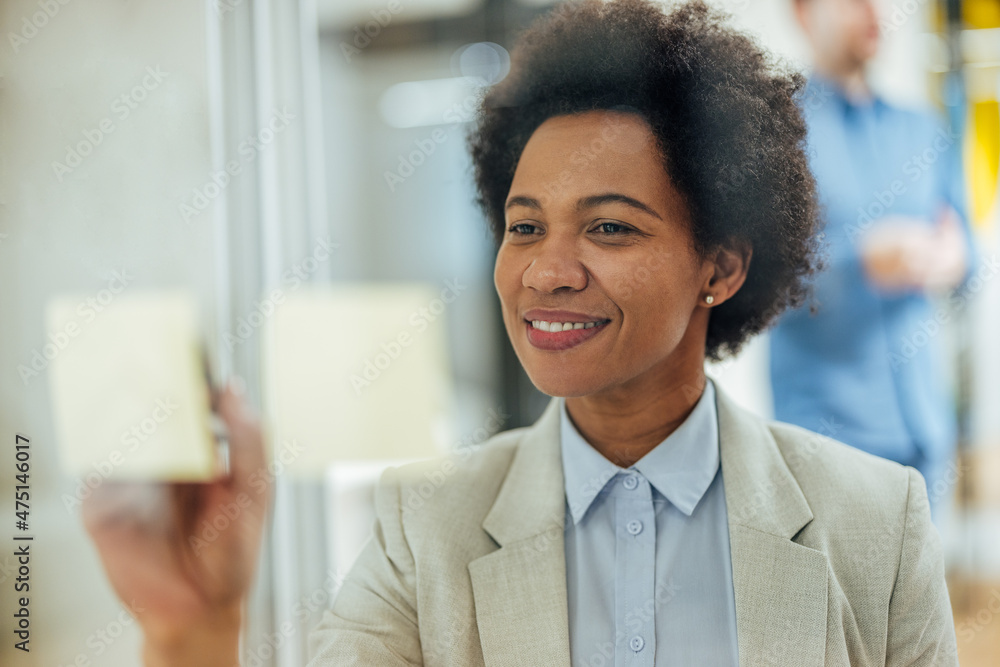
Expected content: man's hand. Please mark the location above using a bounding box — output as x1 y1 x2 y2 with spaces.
859 207 968 294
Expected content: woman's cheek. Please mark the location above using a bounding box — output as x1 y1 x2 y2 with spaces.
608 263 645 303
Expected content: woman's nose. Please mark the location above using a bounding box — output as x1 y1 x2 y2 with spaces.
522 241 588 293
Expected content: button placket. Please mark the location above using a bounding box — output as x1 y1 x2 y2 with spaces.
614 474 656 665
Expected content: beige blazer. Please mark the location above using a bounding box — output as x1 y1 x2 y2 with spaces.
306 385 958 666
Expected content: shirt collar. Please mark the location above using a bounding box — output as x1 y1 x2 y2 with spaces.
560 379 720 525
806 70 884 115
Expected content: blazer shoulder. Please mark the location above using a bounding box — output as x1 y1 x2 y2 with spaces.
386 424 528 529
765 418 914 523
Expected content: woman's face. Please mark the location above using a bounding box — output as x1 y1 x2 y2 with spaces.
494 110 716 398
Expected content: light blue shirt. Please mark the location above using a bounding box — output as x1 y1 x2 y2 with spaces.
560 380 739 666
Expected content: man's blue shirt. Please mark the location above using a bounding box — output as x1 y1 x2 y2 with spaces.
770 73 978 467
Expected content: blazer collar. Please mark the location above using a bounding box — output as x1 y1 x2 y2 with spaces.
470 394 572 666
716 385 814 538
715 387 828 666
480 383 815 543
481 392 566 546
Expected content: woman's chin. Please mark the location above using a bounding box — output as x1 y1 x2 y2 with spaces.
523 370 605 399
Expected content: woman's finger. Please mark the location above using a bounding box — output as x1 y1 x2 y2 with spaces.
214 378 269 500
81 480 172 534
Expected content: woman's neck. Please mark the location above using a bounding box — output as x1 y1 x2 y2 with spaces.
564 362 707 469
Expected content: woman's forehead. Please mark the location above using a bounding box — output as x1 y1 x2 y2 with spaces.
508 112 678 216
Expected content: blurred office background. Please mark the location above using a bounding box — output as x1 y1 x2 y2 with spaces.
1 0 998 665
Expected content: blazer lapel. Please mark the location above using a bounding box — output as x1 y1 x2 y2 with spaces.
469 396 572 667
716 387 829 667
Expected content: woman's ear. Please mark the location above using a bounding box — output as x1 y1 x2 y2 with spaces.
701 240 752 306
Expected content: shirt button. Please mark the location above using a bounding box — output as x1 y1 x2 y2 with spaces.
622 475 638 490
626 519 643 535
630 635 645 652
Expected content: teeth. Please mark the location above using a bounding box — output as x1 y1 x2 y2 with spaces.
531 320 603 332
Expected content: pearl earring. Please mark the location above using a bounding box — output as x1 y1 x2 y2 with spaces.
704 295 714 305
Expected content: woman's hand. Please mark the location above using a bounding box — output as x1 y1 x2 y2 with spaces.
80 378 272 666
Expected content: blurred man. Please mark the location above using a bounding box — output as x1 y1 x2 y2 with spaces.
771 0 978 521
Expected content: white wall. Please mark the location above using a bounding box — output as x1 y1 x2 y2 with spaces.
0 1 213 664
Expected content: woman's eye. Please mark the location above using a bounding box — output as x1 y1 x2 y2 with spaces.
593 221 633 235
508 222 539 235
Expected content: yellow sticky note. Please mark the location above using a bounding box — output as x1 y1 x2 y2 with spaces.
46 291 217 481
262 283 454 477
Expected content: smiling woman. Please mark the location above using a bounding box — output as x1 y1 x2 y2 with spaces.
308 0 956 664
79 0 958 665
307 2 957 666
495 111 737 402
472 0 824 364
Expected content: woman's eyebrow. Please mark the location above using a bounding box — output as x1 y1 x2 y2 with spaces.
505 195 542 212
505 193 662 221
577 193 662 220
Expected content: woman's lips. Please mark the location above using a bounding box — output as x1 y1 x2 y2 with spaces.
524 319 610 351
